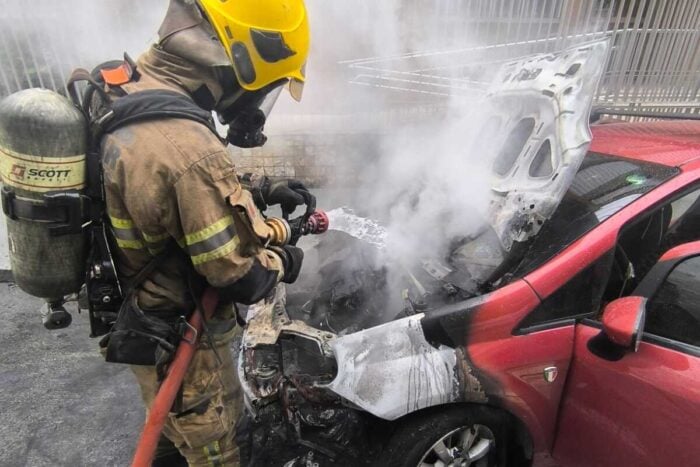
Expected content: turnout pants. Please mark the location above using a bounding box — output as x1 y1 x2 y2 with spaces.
131 323 242 466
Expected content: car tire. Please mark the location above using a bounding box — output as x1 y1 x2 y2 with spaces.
374 405 509 467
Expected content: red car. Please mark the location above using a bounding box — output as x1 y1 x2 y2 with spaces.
435 119 700 467
238 119 700 467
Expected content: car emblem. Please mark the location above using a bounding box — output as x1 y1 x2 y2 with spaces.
543 366 558 383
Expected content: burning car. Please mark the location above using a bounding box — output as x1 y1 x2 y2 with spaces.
237 39 700 467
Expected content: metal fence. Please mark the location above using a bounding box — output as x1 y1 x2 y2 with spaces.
0 0 698 115
346 0 700 115
0 0 165 97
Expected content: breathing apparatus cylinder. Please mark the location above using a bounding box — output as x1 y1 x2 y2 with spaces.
0 89 88 320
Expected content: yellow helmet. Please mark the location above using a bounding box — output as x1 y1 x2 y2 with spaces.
197 0 310 101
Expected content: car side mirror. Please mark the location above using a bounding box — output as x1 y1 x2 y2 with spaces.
601 296 647 352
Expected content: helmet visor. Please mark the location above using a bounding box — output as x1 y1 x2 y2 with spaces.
260 84 284 117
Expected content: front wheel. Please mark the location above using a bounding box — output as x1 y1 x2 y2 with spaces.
375 406 509 467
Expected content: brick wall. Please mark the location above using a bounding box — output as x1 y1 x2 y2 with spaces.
230 133 383 188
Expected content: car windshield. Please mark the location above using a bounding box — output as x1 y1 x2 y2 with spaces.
512 152 679 276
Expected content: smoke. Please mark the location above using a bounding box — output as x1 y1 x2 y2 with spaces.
272 1 501 296
3 0 497 277
375 104 495 264
0 0 167 94
274 2 611 324
5 1 606 316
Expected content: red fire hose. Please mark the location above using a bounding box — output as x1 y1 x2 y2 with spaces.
129 210 329 466
131 287 219 467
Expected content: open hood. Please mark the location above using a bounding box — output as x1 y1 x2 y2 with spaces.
485 38 610 251
451 39 610 287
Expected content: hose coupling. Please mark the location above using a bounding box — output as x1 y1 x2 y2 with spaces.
264 217 292 246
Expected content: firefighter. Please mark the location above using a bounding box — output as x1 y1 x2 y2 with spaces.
100 0 311 465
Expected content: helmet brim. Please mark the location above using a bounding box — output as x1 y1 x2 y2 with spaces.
288 78 304 102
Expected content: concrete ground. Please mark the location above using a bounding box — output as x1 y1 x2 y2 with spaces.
0 283 142 466
0 178 135 461
1 219 9 277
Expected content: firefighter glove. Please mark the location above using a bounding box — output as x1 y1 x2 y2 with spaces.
263 179 316 218
271 245 304 284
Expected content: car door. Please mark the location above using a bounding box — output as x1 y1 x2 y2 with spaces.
552 243 700 467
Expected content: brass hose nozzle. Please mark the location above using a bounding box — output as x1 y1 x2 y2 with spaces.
264 217 292 246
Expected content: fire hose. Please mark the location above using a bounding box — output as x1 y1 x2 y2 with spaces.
130 210 329 467
131 287 219 467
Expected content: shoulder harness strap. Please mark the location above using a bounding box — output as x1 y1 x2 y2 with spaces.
67 55 220 292
67 54 218 140
99 89 217 136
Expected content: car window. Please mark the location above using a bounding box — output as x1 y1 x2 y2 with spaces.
645 256 700 348
516 250 614 332
669 189 700 227
603 184 700 301
513 153 677 276
513 156 680 333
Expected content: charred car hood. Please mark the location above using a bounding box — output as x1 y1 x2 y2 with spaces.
453 39 610 286
486 39 610 250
